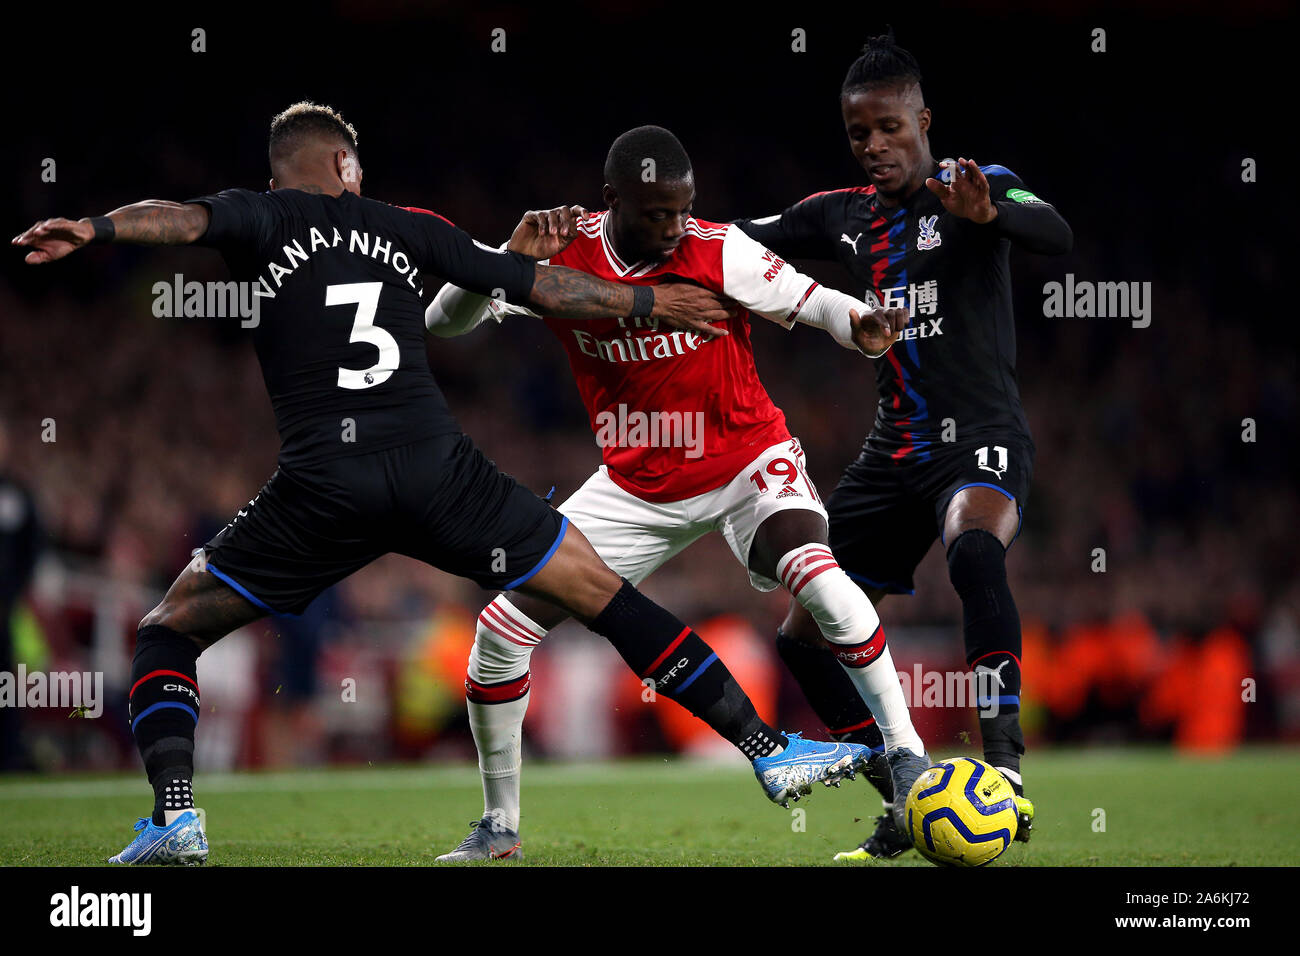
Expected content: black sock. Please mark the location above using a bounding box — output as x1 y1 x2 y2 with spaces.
129 624 201 825
776 628 884 750
948 529 1025 783
979 713 1025 795
588 580 787 758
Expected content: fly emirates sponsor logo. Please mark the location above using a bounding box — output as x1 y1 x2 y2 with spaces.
573 318 708 459
570 325 707 365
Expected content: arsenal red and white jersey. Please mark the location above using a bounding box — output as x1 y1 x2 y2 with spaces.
490 212 822 502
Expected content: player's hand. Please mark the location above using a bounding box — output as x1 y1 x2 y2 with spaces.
850 306 909 356
507 205 590 259
11 217 95 264
925 158 997 224
650 283 733 340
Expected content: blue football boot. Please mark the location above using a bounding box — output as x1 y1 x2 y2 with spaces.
108 808 208 865
752 732 869 808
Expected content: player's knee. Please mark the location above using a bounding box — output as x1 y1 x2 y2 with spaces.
572 549 622 603
539 531 622 619
469 596 546 685
132 622 202 671
138 604 168 633
946 528 1008 593
777 544 880 646
947 529 1020 659
139 591 191 632
137 605 205 653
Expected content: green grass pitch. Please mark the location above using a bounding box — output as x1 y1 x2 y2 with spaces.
2 747 1297 866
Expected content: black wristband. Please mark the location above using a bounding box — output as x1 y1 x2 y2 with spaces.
89 216 115 244
629 284 654 319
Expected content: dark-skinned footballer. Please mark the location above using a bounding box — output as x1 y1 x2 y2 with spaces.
736 32 1072 860
14 102 870 864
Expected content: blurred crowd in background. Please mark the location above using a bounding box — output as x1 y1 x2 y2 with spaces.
1 5 1292 772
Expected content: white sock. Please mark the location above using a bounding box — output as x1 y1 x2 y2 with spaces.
843 643 925 756
778 545 925 757
467 596 547 834
469 693 529 833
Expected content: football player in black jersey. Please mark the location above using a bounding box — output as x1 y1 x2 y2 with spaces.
736 32 1072 859
14 101 873 864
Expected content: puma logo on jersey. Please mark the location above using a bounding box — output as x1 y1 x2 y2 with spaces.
840 232 862 254
975 445 1009 479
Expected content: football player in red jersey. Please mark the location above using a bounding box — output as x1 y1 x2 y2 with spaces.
427 125 930 861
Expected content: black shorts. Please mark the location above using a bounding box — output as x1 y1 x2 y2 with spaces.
827 434 1034 595
201 432 567 616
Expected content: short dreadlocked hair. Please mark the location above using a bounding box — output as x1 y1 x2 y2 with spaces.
268 101 359 171
841 30 923 97
604 125 692 191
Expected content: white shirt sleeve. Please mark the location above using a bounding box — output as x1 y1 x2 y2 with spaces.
719 225 889 357
719 224 821 328
425 247 544 336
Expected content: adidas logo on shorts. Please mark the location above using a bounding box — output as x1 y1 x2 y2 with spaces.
775 487 802 499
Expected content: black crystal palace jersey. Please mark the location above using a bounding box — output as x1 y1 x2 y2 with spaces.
189 188 537 466
736 165 1071 461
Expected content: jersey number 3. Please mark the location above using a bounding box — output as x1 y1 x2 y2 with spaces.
328 282 399 390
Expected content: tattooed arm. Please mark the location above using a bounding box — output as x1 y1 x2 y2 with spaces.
524 266 731 336
411 203 734 339
104 201 211 244
426 264 735 340
12 201 210 263
428 267 736 341
528 266 631 318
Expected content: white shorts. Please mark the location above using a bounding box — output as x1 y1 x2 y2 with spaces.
558 438 828 592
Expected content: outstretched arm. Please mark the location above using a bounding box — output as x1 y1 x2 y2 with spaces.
425 203 735 339
425 284 501 337
427 204 583 337
733 192 839 262
926 158 1072 254
431 268 714 338
12 201 210 264
718 224 908 357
